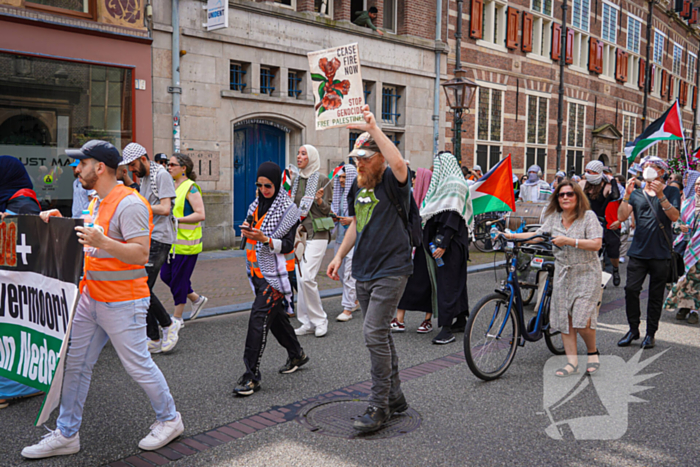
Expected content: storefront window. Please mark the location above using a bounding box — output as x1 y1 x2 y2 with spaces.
0 53 132 215
27 0 90 13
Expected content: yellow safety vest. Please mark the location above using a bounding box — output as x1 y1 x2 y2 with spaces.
172 179 203 255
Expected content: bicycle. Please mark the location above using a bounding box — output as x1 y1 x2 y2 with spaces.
472 212 505 253
464 232 565 381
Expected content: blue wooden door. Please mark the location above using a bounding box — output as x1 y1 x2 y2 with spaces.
233 123 286 231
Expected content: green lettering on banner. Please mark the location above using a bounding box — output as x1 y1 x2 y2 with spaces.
0 324 61 392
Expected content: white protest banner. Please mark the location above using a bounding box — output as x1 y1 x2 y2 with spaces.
308 43 364 131
0 215 82 425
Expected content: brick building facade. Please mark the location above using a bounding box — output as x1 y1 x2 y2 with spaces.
445 0 700 180
152 0 450 248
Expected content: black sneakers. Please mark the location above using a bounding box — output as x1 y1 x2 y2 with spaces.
279 352 310 374
612 267 621 287
353 406 389 433
432 327 456 345
233 378 260 397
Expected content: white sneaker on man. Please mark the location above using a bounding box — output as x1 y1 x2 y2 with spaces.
21 428 80 459
138 412 184 451
190 295 208 321
161 319 182 353
148 339 162 354
336 312 353 322
315 321 328 337
295 325 314 336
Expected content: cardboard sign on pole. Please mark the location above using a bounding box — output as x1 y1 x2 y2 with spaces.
307 43 364 131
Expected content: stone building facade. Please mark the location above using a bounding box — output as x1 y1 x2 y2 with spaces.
445 0 700 180
151 0 450 249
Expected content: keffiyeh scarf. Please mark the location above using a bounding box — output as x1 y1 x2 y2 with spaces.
684 170 700 200
149 161 166 198
291 172 320 218
331 165 357 216
246 189 301 294
676 197 700 272
420 152 473 230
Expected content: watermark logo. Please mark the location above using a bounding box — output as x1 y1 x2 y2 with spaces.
542 349 667 440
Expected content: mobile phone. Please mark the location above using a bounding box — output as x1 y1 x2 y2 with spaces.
240 225 253 232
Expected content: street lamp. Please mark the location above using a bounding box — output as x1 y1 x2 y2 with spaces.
442 0 478 165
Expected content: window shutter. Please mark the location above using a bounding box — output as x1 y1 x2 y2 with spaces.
691 7 699 25
470 0 483 40
615 48 623 80
506 7 520 49
693 85 697 110
566 27 575 64
589 37 598 72
522 12 533 53
682 81 689 106
661 69 668 97
551 23 562 61
639 58 646 89
616 49 628 82
622 51 629 82
668 78 674 101
596 39 604 73
679 81 684 106
650 64 655 89
682 0 692 19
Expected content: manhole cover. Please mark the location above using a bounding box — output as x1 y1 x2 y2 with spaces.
297 398 421 439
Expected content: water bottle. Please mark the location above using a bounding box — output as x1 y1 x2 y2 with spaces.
505 229 515 249
429 242 445 267
490 225 501 251
81 209 94 254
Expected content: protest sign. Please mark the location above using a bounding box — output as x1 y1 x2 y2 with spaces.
308 43 364 131
0 215 82 425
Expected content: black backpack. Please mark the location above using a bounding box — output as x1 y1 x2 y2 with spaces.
386 183 423 248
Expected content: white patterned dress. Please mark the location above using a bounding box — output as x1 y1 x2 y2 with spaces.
536 210 603 334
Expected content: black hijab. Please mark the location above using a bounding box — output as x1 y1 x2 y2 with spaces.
257 162 282 218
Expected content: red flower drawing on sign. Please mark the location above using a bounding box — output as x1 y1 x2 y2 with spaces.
311 57 351 115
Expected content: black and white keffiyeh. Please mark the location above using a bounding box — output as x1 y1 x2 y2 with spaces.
246 189 301 294
331 164 357 216
290 172 320 218
149 161 166 198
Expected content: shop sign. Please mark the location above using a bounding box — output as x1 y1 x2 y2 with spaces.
182 150 220 181
205 0 228 31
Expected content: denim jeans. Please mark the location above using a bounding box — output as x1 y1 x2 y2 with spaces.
146 239 173 341
57 290 177 438
356 275 409 410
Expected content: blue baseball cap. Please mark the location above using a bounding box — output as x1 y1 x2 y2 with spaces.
66 140 122 169
69 160 79 167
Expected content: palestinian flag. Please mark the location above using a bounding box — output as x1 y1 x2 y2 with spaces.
329 162 345 180
690 146 700 161
469 155 516 215
624 100 684 163
282 169 292 194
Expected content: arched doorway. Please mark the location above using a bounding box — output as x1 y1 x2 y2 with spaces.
233 121 288 229
0 114 51 146
598 153 609 166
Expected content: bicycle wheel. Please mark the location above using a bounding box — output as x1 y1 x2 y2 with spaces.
542 295 565 355
464 293 519 381
473 220 503 253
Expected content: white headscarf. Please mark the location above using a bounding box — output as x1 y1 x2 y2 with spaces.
300 145 321 179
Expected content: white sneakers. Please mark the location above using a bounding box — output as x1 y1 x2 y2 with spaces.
336 312 353 322
148 339 162 354
21 428 80 459
190 295 208 321
138 412 185 451
314 321 328 337
22 413 184 459
161 318 182 353
295 325 314 336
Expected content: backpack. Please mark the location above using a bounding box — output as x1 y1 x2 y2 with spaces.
385 182 423 248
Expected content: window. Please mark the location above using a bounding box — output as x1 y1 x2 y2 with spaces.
621 114 636 176
383 0 397 33
566 102 586 174
381 86 401 125
481 0 507 47
531 16 552 58
314 0 332 16
646 143 658 157
673 43 683 76
601 2 618 44
688 52 697 83
571 31 590 69
0 53 133 213
526 95 549 175
627 16 641 54
349 131 362 151
571 0 590 32
274 0 295 8
230 62 248 92
653 30 665 65
260 67 276 95
385 131 402 148
288 70 303 98
363 80 375 113
26 0 94 19
475 87 504 171
532 0 552 16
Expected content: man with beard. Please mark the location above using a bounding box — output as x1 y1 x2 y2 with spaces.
327 104 411 433
24 140 183 459
120 143 181 354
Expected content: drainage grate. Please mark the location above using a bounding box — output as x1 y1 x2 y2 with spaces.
297 398 421 440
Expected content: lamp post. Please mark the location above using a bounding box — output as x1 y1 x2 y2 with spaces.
442 0 478 165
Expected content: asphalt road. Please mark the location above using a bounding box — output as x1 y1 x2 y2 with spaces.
1 263 698 467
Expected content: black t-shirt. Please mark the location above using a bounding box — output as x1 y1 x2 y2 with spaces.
628 186 681 260
348 166 413 281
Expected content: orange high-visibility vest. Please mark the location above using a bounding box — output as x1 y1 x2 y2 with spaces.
245 207 295 278
80 184 153 302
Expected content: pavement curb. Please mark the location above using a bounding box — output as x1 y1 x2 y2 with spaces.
183 260 506 321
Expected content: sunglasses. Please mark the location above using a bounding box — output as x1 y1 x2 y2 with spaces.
168 163 181 167
256 183 274 189
558 191 576 199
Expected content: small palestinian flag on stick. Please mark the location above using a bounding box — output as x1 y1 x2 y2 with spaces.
282 169 292 194
321 162 345 189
